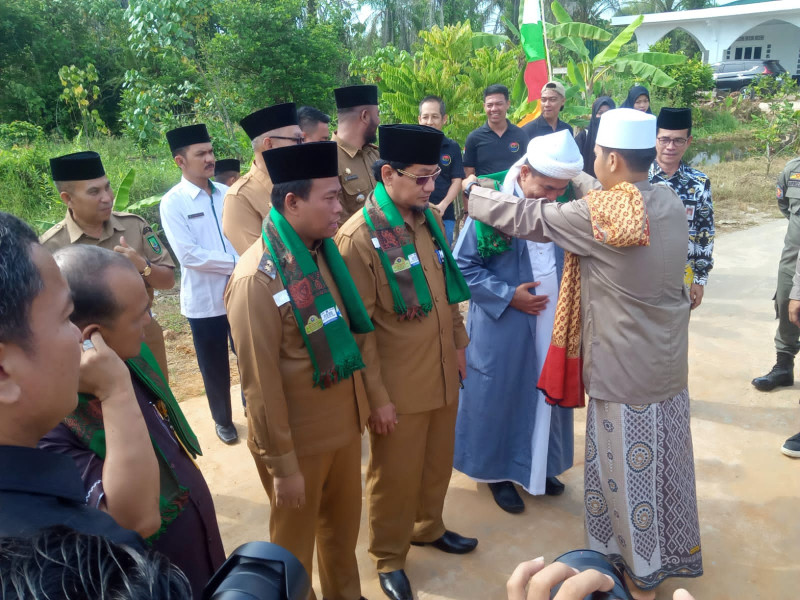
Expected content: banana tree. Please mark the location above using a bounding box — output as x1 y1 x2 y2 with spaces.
547 0 686 104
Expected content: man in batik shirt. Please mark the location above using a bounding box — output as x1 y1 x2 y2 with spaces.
649 107 713 310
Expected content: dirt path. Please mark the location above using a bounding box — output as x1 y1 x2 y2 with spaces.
174 220 799 599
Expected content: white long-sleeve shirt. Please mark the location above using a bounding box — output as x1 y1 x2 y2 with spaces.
160 176 238 318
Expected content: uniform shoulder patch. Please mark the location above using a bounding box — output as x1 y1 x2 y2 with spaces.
258 252 277 279
39 221 65 244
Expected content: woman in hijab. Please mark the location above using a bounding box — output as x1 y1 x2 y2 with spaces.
621 85 652 113
574 95 615 177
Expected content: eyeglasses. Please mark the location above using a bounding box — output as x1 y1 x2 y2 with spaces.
269 135 304 145
656 137 689 147
396 167 441 186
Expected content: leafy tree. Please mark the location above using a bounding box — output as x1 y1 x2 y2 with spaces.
0 0 128 131
649 39 713 108
204 0 349 120
548 1 685 107
58 64 110 137
373 22 520 144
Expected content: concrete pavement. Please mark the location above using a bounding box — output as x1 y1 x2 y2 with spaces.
181 219 800 599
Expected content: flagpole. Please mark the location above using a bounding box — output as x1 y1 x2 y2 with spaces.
538 0 552 80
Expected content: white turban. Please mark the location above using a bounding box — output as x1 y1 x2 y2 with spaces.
501 129 584 194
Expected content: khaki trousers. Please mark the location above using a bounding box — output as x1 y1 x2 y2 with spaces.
367 401 458 572
775 213 800 355
143 316 170 384
252 436 363 600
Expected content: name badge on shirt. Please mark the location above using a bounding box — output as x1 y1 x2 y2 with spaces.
685 205 695 221
408 252 420 266
188 212 205 219
371 237 381 249
435 249 444 264
320 306 342 326
273 289 290 307
345 174 359 181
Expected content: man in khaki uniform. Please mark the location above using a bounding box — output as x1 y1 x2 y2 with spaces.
225 142 373 600
40 151 175 381
336 125 476 600
752 155 800 391
222 103 303 255
333 85 380 225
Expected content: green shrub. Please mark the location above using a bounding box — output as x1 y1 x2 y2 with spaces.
649 40 714 108
0 121 45 148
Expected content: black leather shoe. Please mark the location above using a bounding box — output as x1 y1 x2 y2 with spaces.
411 530 478 554
752 352 794 391
488 481 525 513
545 476 565 496
378 570 412 600
215 423 239 445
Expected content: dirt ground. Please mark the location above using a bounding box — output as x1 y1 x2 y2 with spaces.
165 219 799 600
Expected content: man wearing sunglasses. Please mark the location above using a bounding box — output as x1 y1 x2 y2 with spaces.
222 103 303 255
649 107 714 311
336 124 475 600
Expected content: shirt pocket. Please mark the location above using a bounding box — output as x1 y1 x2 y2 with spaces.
341 171 372 200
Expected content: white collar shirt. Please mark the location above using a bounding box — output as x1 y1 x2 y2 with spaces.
159 176 238 318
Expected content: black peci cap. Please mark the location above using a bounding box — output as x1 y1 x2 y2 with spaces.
263 142 339 184
50 151 106 181
378 124 443 166
166 124 211 154
240 103 298 140
214 159 241 175
334 85 379 109
657 107 692 131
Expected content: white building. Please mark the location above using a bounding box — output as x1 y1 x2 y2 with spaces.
611 0 800 76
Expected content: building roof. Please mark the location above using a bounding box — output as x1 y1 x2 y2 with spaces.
612 0 798 26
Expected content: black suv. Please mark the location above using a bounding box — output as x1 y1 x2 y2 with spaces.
711 59 788 91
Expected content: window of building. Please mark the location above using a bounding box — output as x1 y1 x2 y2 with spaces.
735 47 742 59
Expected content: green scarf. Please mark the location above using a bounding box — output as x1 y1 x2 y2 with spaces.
63 342 199 544
262 209 373 389
363 183 470 319
473 170 575 258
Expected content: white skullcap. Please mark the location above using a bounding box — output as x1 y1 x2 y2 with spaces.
502 129 583 193
595 108 656 150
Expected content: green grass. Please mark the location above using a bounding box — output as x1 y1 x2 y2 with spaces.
0 136 180 233
693 109 745 139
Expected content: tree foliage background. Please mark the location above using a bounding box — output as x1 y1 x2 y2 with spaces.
0 0 720 153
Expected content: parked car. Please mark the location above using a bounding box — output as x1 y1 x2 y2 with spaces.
711 59 788 91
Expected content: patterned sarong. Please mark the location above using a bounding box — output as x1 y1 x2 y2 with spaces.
584 390 703 590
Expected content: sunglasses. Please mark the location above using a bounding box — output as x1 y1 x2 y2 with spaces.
396 167 441 186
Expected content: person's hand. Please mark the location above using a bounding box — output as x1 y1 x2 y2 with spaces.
461 174 478 193
689 283 704 310
789 299 800 327
507 558 613 600
432 203 444 216
78 331 132 400
457 347 467 381
113 236 148 273
509 282 549 315
368 403 398 435
274 471 305 509
507 558 697 600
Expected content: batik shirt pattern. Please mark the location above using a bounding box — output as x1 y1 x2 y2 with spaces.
649 162 714 286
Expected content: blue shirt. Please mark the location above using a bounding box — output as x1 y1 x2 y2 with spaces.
0 445 144 548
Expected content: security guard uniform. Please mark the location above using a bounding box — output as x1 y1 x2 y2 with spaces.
333 132 379 225
753 156 800 390
40 210 175 380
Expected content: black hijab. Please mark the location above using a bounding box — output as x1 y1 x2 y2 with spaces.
578 96 615 177
621 85 653 113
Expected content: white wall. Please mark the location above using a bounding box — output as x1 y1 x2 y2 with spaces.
723 21 800 75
